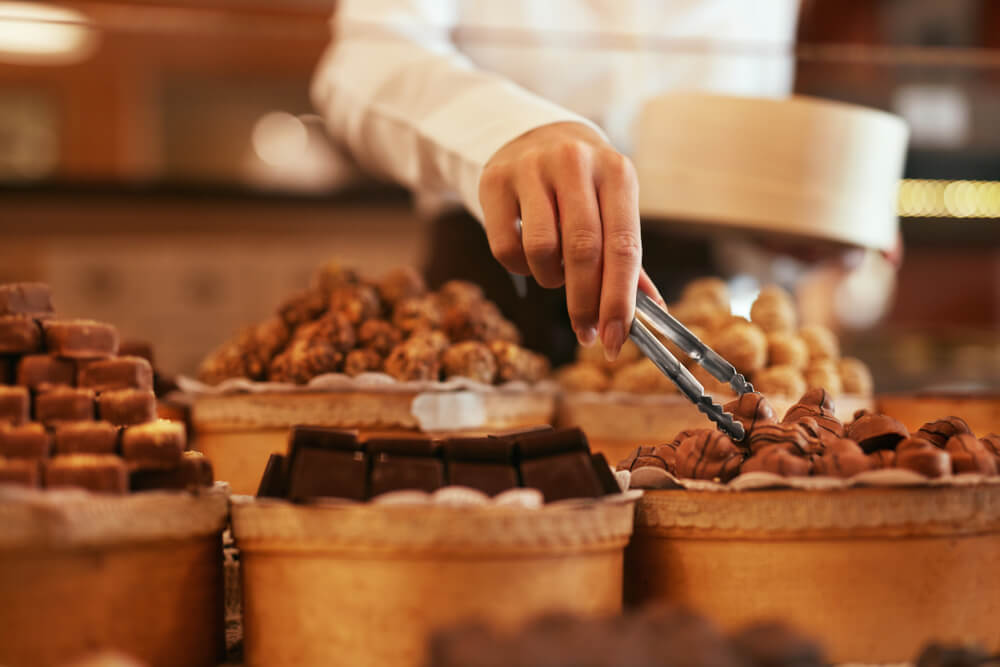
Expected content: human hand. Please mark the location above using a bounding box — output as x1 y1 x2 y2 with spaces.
478 122 661 361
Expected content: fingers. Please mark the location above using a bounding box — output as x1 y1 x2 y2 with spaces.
595 153 642 361
638 268 664 307
479 165 530 275
517 172 564 289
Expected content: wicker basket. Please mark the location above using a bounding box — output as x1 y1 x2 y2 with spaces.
0 487 229 667
232 494 636 667
624 485 1000 663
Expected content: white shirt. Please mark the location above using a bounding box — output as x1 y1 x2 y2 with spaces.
311 0 800 220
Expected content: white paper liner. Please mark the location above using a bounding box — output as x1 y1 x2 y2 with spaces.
231 490 639 551
0 483 229 549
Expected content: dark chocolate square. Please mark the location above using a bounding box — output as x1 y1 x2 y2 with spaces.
590 453 621 495
257 453 288 498
519 451 603 502
446 461 519 496
442 437 515 463
369 456 444 496
365 437 437 458
513 427 589 460
287 447 366 502
287 425 359 459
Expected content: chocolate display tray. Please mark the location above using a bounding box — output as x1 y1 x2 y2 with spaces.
877 393 1000 436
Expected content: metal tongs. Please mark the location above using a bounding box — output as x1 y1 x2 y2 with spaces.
630 291 754 441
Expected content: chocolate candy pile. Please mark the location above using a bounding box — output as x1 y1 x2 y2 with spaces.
429 604 826 667
198 262 549 386
558 278 874 399
619 388 1000 482
257 425 620 503
0 283 213 493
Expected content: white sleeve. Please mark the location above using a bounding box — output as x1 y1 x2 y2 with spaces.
310 0 603 221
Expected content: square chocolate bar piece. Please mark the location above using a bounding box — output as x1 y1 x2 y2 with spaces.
44 454 128 494
54 421 120 455
515 427 603 502
17 355 76 391
590 453 621 495
35 387 96 425
121 420 185 469
0 283 53 317
78 356 154 392
257 453 289 498
0 422 51 459
287 447 366 502
0 386 30 425
43 319 119 359
443 437 519 496
0 315 42 355
0 457 41 487
368 437 444 496
130 450 213 491
98 389 157 426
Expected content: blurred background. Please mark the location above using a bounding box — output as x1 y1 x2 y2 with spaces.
0 0 997 390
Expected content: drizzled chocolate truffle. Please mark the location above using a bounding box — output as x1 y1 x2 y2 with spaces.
945 433 998 475
722 392 776 437
982 434 1000 459
847 413 909 453
675 430 743 482
868 449 896 469
895 437 951 478
617 443 677 474
741 445 811 477
746 423 811 456
812 438 872 478
916 416 973 449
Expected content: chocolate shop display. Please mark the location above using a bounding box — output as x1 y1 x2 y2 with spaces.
614 387 1000 662
555 278 875 465
187 261 558 494
232 425 636 667
0 283 225 667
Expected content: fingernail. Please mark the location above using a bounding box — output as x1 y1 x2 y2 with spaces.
602 321 625 361
577 326 598 346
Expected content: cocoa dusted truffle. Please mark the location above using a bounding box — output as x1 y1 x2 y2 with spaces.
610 360 676 394
750 285 797 333
722 392 776 436
752 365 806 399
357 319 403 357
384 339 441 382
945 433 998 475
847 413 909 453
838 357 874 395
489 341 549 383
798 324 839 361
746 423 811 456
710 320 768 375
804 359 843 396
916 416 973 449
556 363 610 392
741 444 811 476
616 443 677 474
376 267 426 307
343 348 382 377
328 284 381 326
811 438 872 478
674 430 743 481
895 437 952 478
276 288 327 328
393 295 443 335
442 341 497 384
766 331 809 369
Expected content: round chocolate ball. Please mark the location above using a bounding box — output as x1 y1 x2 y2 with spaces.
847 413 909 453
916 416 973 449
799 324 839 361
611 359 676 394
945 433 998 476
722 392 777 437
804 359 843 397
741 444 811 477
681 277 730 312
766 331 809 369
752 365 807 400
711 321 768 375
895 438 952 478
812 438 872 478
838 357 874 396
442 341 498 384
675 430 743 482
750 285 797 334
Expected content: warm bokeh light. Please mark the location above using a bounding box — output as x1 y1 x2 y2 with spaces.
0 2 96 64
898 179 1000 218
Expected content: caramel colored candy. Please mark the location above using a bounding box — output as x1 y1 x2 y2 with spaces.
329 284 382 326
812 438 872 478
44 454 128 493
747 423 811 456
17 355 76 391
556 363 610 393
750 285 797 333
675 430 743 481
946 433 998 475
610 359 676 394
895 438 951 478
838 357 874 395
681 278 730 312
409 329 450 355
310 260 360 296
198 339 255 385
293 311 356 353
376 267 426 307
343 348 383 377
78 356 154 392
723 393 777 437
753 365 806 399
442 341 497 384
358 319 403 357
443 300 519 344
767 332 809 369
617 444 678 473
710 321 768 375
393 295 443 335
0 283 53 316
384 339 441 382
0 457 40 487
43 319 119 359
98 389 156 426
0 315 42 354
36 387 96 425
983 434 1000 459
669 299 730 331
741 444 811 477
868 449 896 469
436 280 484 310
916 416 972 449
847 413 909 453
784 387 837 419
490 341 549 383
130 450 214 491
804 359 843 396
0 386 30 425
251 317 291 362
54 421 119 455
122 420 185 469
0 422 51 459
276 288 327 328
798 324 839 361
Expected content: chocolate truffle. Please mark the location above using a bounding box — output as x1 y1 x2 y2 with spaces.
610 359 676 394
674 430 743 481
746 423 811 456
197 340 254 385
97 389 156 426
311 260 360 296
0 385 30 425
838 357 874 395
121 421 186 469
393 295 443 335
42 319 119 359
945 433 998 476
750 285 797 333
556 363 610 392
252 317 291 361
17 355 76 391
0 422 51 459
276 288 327 328
269 339 343 384
982 434 1000 459
741 444 811 477
752 365 806 399
0 282 53 316
811 438 872 478
443 300 519 344
36 387 96 425
329 284 381 326
804 359 843 396
786 387 837 418
766 332 809 369
916 416 973 449
78 356 154 393
358 318 403 357
616 443 678 474
436 280 485 310
408 329 450 355
681 277 730 312
868 449 896 469
384 339 441 382
54 421 119 455
0 457 40 487
710 321 768 375
895 438 952 478
795 416 843 450
442 341 497 384
344 348 383 377
847 413 909 453
669 299 730 331
798 324 839 361
294 311 356 353
0 315 42 354
376 267 426 307
44 454 128 493
490 341 549 383
723 393 777 437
